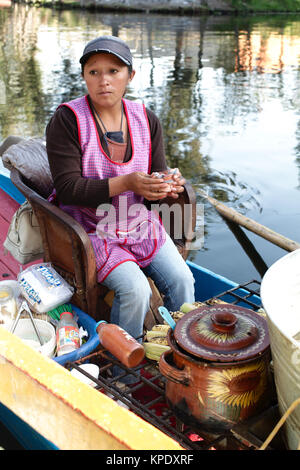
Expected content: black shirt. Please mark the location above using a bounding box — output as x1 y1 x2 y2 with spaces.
46 98 167 208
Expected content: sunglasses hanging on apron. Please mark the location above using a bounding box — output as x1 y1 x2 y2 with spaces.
92 102 126 162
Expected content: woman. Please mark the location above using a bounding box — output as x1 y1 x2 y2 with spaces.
46 36 195 360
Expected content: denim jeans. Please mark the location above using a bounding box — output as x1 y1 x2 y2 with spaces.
102 233 195 383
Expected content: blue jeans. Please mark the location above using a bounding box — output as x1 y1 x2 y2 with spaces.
102 234 195 382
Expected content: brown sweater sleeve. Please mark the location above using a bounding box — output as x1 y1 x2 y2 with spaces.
146 108 168 173
46 102 167 208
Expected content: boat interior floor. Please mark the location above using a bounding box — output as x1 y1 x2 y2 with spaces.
64 280 286 451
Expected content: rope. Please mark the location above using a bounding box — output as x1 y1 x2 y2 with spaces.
259 397 300 450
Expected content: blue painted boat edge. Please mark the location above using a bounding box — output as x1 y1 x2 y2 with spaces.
187 260 261 308
0 174 25 204
0 402 58 450
187 259 238 301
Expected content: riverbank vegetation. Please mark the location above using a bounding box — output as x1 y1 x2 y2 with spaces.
231 0 300 13
9 0 300 14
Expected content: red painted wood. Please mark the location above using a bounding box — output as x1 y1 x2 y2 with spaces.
0 188 42 280
0 189 20 278
0 188 19 220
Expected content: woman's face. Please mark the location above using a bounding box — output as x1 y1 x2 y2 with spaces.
83 52 135 111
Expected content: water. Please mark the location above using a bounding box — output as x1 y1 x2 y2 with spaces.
1 4 300 284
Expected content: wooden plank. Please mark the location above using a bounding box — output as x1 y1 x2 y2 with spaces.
0 188 42 279
0 259 17 279
199 189 300 252
0 188 19 221
0 191 20 278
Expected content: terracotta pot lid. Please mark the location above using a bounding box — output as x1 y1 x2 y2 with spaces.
174 304 269 363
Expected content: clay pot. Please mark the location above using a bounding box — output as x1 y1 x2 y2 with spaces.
159 304 273 433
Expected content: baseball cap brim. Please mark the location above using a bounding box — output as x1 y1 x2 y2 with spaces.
80 36 132 67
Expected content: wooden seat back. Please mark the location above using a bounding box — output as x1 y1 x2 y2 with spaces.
10 168 196 326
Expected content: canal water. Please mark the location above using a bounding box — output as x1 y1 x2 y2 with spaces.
0 4 300 284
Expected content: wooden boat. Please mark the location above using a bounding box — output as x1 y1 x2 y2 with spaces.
0 172 288 451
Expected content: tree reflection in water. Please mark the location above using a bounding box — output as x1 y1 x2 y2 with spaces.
0 5 300 282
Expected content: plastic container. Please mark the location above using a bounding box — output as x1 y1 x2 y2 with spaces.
152 168 179 189
56 312 80 357
70 364 100 388
52 305 99 366
0 284 17 324
0 280 21 298
96 320 145 368
12 318 56 357
18 263 74 314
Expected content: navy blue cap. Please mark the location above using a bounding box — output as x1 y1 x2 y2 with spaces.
80 36 132 67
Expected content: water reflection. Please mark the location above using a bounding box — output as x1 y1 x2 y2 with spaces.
0 5 300 282
0 6 49 135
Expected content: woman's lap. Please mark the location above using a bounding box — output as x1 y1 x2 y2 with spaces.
101 234 195 383
102 234 195 334
102 260 151 338
143 233 195 311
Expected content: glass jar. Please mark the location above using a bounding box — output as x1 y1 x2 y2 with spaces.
0 285 17 322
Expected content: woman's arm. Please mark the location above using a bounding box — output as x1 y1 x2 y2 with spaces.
46 105 178 206
146 108 168 173
46 106 111 208
145 109 185 200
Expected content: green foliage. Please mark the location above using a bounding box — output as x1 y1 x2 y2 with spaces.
231 0 300 11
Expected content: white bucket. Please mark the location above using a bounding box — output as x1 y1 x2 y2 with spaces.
261 248 300 450
12 318 56 358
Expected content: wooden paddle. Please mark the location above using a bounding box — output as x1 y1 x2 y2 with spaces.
199 189 300 253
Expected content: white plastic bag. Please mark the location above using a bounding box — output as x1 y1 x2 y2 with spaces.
18 263 74 314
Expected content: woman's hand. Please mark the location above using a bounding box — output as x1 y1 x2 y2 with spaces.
109 170 186 200
127 172 172 200
109 172 172 200
160 168 186 199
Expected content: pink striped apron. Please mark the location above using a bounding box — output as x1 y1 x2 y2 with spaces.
50 96 166 283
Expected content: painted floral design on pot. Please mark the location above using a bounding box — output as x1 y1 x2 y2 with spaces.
159 304 274 432
206 360 267 408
